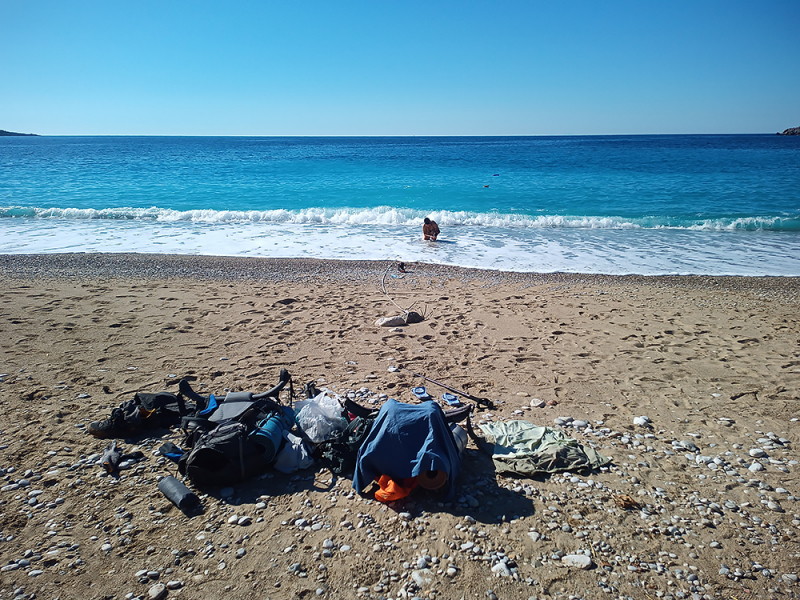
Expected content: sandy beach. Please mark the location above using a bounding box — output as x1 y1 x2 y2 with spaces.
1 254 799 600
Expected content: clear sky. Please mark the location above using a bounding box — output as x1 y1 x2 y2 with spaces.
2 0 798 136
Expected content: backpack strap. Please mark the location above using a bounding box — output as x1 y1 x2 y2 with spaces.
174 392 188 415
253 368 292 400
442 404 472 424
180 415 216 433
238 433 246 481
344 398 378 420
465 414 494 457
178 378 213 412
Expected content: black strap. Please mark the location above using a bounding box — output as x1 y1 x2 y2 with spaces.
248 397 284 420
238 434 246 481
174 392 188 415
466 414 494 457
178 378 209 406
180 415 215 432
344 398 378 420
443 404 472 424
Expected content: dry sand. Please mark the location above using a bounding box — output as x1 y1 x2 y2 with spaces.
1 254 799 600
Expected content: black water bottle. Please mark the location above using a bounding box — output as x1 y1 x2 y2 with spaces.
158 476 200 511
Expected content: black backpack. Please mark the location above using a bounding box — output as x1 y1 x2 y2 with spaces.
178 417 275 485
177 370 293 486
314 415 375 475
310 398 379 474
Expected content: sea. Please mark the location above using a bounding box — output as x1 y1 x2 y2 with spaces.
1 135 799 276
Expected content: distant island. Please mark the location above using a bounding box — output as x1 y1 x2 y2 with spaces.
0 129 38 136
778 127 800 135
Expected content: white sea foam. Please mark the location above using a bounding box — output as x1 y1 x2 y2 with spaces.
3 217 800 276
4 205 800 232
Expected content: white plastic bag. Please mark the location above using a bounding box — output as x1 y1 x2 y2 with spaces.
375 315 405 327
296 391 347 443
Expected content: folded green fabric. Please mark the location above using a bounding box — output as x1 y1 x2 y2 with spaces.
478 420 610 476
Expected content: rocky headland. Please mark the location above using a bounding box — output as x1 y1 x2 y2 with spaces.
0 130 38 137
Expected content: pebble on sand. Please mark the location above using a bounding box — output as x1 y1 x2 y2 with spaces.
561 554 593 569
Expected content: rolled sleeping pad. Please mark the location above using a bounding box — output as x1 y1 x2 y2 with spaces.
158 475 200 511
249 413 287 463
417 469 448 491
418 424 467 490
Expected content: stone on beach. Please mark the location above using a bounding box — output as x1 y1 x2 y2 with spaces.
561 554 593 569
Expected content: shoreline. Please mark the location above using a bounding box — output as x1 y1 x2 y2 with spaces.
3 252 800 297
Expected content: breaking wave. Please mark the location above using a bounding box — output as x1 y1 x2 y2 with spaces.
2 205 799 232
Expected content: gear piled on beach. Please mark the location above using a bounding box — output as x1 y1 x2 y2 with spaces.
85 366 612 518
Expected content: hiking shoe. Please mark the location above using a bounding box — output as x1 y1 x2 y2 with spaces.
87 405 155 438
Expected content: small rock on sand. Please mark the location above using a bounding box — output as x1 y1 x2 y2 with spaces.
561 554 593 569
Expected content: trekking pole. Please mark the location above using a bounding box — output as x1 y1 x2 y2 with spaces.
398 366 495 410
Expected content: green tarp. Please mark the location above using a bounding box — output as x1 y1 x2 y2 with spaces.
478 420 611 477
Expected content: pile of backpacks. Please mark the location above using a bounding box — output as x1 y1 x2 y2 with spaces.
86 369 471 502
86 369 611 510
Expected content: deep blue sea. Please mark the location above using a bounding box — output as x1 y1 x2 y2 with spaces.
1 135 799 275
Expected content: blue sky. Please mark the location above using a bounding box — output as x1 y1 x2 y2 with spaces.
2 0 798 135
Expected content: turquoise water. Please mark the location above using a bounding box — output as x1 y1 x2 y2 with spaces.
2 135 799 275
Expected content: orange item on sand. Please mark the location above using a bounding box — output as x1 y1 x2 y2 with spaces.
375 475 418 502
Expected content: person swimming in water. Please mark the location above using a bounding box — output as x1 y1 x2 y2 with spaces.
422 217 440 241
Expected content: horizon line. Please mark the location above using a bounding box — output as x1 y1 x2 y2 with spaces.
2 131 792 138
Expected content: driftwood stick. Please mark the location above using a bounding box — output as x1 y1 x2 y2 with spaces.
730 390 758 401
379 264 417 315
